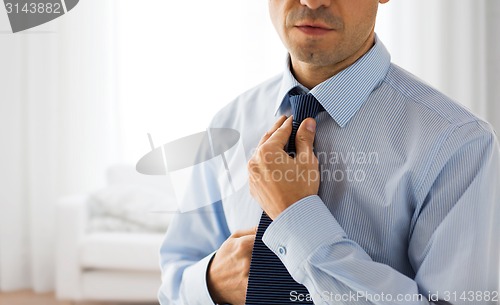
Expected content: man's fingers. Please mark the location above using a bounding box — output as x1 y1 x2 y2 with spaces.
266 116 293 149
231 227 258 238
258 115 287 147
295 118 317 157
239 235 256 258
239 234 256 248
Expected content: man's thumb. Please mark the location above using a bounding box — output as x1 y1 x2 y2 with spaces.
295 118 316 155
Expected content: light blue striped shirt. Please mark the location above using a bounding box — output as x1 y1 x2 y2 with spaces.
159 36 500 305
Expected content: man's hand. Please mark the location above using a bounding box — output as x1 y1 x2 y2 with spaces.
248 115 320 220
207 228 256 305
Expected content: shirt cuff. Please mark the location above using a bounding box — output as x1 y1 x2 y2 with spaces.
262 195 347 283
181 252 217 305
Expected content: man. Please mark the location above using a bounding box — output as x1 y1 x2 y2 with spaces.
159 0 499 304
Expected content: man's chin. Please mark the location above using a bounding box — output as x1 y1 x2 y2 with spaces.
290 48 339 66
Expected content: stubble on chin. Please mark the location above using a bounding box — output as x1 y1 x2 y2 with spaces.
284 7 346 66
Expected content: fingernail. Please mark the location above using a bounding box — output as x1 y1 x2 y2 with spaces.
305 120 316 132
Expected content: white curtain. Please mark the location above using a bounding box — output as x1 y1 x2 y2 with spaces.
0 0 120 292
0 0 498 293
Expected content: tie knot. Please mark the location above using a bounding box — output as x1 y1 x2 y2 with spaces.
285 92 323 155
289 93 323 123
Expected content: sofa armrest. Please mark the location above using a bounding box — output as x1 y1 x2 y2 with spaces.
55 194 89 300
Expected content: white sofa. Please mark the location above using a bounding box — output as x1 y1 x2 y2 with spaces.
55 165 176 303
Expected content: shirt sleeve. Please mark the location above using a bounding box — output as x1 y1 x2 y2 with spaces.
262 121 500 305
158 200 231 305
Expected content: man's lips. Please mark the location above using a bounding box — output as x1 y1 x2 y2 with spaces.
294 22 333 35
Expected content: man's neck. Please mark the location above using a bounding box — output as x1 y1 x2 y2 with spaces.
291 32 376 89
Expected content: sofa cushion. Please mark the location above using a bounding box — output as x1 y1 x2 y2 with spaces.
80 232 164 271
87 184 176 233
82 270 161 302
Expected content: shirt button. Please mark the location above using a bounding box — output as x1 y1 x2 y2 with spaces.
278 246 287 255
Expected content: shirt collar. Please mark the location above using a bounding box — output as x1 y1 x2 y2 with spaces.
275 34 391 128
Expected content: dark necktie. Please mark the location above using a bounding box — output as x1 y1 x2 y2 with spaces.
246 92 323 305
